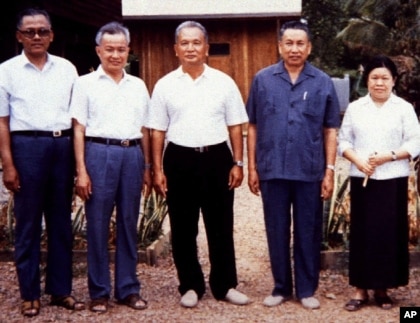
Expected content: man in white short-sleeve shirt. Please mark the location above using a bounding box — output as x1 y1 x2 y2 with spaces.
70 21 150 313
0 8 84 317
148 20 249 308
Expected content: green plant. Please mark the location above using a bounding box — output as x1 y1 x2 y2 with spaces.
2 190 169 251
138 190 168 249
326 175 351 250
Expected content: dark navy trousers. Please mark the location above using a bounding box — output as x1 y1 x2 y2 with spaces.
12 134 74 301
84 141 144 300
260 179 323 299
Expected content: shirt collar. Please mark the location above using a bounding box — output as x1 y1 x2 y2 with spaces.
174 63 210 80
96 64 129 83
273 61 316 85
19 51 53 70
273 61 316 76
363 93 399 106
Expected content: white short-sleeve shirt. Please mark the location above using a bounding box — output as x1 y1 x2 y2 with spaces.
70 65 150 139
147 64 248 147
0 52 78 131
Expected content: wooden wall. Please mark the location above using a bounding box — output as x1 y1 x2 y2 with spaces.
126 18 286 102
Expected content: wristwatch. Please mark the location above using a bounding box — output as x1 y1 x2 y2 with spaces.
391 151 397 161
233 160 244 167
326 164 335 171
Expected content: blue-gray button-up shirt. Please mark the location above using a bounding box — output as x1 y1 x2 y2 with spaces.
246 61 341 182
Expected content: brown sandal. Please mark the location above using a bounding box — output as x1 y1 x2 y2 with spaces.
50 295 85 310
21 299 40 317
89 298 109 313
117 294 148 310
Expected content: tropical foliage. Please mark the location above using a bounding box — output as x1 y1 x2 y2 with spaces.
304 0 420 109
138 190 168 248
302 0 348 76
0 191 168 251
337 0 420 108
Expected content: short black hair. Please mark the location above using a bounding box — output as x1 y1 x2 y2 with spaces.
363 55 398 87
16 8 51 29
279 19 312 41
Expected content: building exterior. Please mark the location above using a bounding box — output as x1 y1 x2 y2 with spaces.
0 0 122 75
122 0 302 100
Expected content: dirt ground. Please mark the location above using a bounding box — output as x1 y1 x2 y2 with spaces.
0 157 419 322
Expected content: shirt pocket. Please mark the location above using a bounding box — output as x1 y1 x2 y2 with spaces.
303 90 325 118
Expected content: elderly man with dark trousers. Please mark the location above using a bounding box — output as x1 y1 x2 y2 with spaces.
148 21 250 308
70 22 151 313
0 8 84 317
246 20 341 310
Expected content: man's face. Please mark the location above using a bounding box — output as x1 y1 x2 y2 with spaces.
96 33 129 76
16 14 53 59
174 27 209 67
278 29 312 69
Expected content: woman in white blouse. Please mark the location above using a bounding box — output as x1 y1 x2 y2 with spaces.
339 55 420 311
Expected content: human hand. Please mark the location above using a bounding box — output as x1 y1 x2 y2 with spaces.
2 165 20 193
321 171 334 200
75 173 92 201
248 169 260 196
152 169 167 198
228 165 244 190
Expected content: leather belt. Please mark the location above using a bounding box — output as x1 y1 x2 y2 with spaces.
85 136 140 147
170 142 226 153
11 129 72 137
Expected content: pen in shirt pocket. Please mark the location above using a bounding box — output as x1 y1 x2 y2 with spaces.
303 91 307 100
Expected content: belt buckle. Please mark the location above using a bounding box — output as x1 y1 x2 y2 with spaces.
195 146 207 153
53 130 62 137
121 139 130 147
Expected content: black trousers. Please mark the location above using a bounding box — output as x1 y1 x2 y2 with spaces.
163 142 238 299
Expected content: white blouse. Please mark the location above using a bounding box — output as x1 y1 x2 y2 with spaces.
338 93 420 179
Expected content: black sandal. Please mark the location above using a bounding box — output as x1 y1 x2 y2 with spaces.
50 295 85 311
344 298 367 311
374 294 393 310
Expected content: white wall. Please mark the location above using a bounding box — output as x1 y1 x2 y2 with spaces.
122 0 302 19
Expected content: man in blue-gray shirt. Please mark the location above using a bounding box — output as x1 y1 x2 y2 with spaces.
246 20 340 310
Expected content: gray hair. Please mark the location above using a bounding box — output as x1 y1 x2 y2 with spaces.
175 21 208 43
95 21 130 45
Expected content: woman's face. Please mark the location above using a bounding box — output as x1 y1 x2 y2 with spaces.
367 67 395 103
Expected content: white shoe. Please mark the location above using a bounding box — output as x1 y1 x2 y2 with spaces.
180 290 198 308
263 295 290 307
224 288 250 305
301 296 320 309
